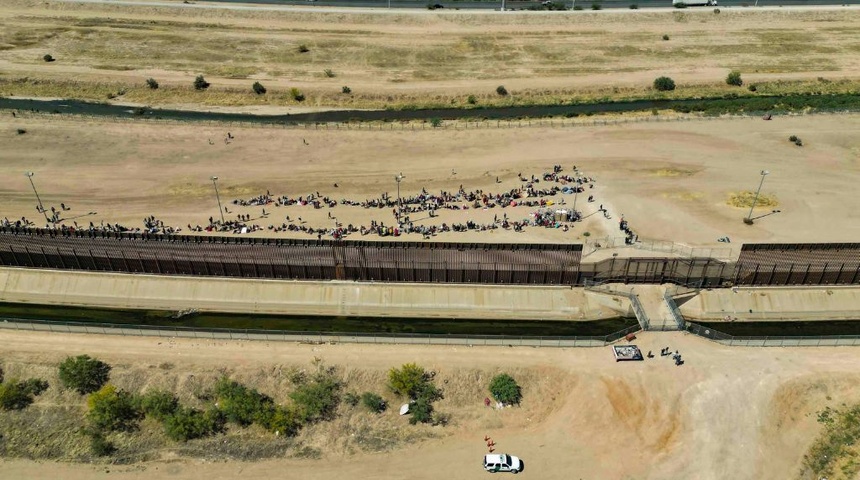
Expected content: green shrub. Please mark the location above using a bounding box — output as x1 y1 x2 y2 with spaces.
591 2 602 9
43 54 54 62
662 34 670 41
496 85 508 96
290 88 305 102
342 85 352 94
674 2 687 7
408 396 434 425
344 392 360 407
324 69 335 78
629 4 638 8
88 430 116 456
252 81 266 95
145 78 159 89
298 44 309 53
138 390 179 421
164 407 224 442
388 363 429 399
361 392 387 413
489 374 522 405
789 135 798 142
214 378 273 427
653 76 676 92
430 117 442 128
467 95 477 105
58 355 111 394
289 373 341 423
87 384 142 432
748 84 757 92
726 71 743 86
0 378 48 410
256 404 302 436
193 75 210 91
573 4 583 9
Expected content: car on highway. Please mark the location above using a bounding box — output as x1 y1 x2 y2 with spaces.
483 453 523 474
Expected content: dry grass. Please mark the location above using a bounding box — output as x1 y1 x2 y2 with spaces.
0 356 562 465
727 191 779 209
2 2 860 109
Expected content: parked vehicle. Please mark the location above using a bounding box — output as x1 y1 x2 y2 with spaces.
673 0 717 6
483 454 522 474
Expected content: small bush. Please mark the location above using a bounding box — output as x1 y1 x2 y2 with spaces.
0 378 48 410
344 392 360 407
591 2 602 9
726 71 743 86
43 54 54 62
193 75 210 91
342 85 352 94
361 392 387 413
496 85 508 96
87 384 142 432
714 7 720 13
59 355 111 394
145 78 159 89
289 374 341 423
256 404 302 436
795 138 804 147
298 44 309 53
489 374 522 405
164 407 224 442
88 431 116 456
573 4 583 9
290 87 305 102
629 4 638 8
408 396 434 425
674 1 687 7
789 135 798 142
324 69 335 78
653 76 676 92
17 129 26 135
430 117 442 128
583 231 591 237
252 81 266 95
467 95 477 105
662 34 670 41
388 363 429 399
214 378 272 427
748 84 757 92
138 390 179 421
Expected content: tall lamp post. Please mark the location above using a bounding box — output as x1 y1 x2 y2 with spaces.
744 170 769 225
211 176 225 224
25 171 50 223
572 172 581 219
394 172 405 221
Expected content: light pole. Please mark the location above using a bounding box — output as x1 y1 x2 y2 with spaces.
211 176 225 224
744 170 769 225
572 172 581 219
25 171 50 223
394 172 405 221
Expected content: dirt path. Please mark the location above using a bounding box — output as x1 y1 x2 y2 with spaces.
1 329 859 479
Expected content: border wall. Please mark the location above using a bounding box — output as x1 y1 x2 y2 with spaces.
0 228 858 287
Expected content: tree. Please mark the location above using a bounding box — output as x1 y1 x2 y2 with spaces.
408 396 434 425
145 78 159 89
43 54 55 62
58 355 111 394
653 76 676 92
361 392 386 413
726 71 743 86
388 363 429 399
496 85 508 96
138 389 179 421
489 373 522 405
87 384 142 432
193 75 210 91
252 81 266 95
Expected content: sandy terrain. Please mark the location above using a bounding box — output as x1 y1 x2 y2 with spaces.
1 0 860 109
0 329 858 479
2 113 859 248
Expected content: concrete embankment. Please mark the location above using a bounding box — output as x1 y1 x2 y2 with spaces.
678 286 860 322
0 267 626 321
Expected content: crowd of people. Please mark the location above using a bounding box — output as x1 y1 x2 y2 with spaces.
5 165 639 242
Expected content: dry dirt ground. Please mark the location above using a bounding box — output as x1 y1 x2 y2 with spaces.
0 329 859 479
2 113 859 248
2 0 860 109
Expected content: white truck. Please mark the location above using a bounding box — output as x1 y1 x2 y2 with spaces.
673 0 718 6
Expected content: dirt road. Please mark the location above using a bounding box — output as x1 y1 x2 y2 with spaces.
0 329 858 479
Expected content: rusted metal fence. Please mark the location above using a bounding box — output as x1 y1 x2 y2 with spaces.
734 243 860 286
1 229 858 287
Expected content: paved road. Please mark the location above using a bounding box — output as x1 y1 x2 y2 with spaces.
191 0 859 10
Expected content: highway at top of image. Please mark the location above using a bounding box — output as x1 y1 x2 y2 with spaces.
67 0 860 11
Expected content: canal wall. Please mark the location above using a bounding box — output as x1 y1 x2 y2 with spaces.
0 267 626 321
678 286 860 322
